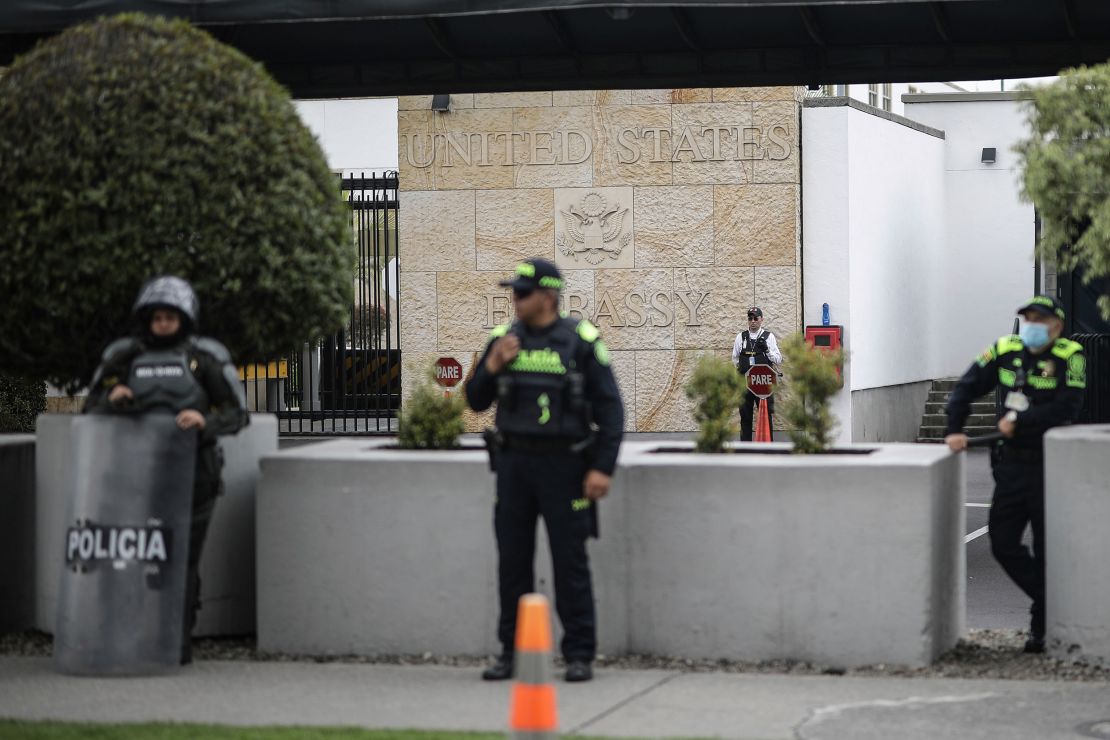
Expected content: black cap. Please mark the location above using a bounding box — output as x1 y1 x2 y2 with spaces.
1017 295 1065 322
747 306 763 318
499 258 564 292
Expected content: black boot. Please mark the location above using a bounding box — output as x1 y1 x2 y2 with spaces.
564 660 593 682
481 655 513 681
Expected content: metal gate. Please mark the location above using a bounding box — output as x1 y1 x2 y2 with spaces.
240 173 401 435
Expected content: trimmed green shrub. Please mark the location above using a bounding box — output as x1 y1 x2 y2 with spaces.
0 14 354 392
778 333 843 454
0 374 47 433
1015 67 1110 319
685 354 745 453
398 368 466 450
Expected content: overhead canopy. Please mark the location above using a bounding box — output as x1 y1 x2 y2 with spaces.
2 1 1110 97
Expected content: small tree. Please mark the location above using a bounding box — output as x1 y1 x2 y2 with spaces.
0 14 354 392
1015 66 1110 318
778 334 843 454
685 354 745 453
398 368 466 450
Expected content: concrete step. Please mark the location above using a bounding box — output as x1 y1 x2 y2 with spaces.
931 378 960 392
926 390 996 404
922 413 995 428
923 402 995 415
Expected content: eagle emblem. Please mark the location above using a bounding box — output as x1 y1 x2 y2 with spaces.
557 192 632 265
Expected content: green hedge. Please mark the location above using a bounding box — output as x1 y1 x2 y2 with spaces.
0 14 354 392
0 375 47 434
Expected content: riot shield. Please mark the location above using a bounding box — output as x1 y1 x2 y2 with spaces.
54 413 196 676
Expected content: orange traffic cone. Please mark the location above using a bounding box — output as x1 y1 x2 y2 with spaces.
508 594 558 739
754 398 773 443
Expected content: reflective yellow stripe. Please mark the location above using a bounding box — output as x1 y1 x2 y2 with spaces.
576 320 599 342
490 323 511 339
1026 375 1058 390
1051 338 1082 360
998 367 1017 387
996 335 1023 355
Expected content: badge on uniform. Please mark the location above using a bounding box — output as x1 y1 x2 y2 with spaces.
1004 391 1030 412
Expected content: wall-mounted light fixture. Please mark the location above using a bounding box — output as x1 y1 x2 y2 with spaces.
981 147 997 164
431 94 451 112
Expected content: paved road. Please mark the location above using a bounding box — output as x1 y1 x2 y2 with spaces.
2 657 1109 740
963 449 1034 631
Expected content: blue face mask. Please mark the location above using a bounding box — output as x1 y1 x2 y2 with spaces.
1019 322 1051 350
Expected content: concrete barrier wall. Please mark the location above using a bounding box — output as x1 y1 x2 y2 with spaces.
34 413 276 636
256 439 630 656
621 443 963 667
0 435 36 633
1046 424 1110 666
257 440 962 667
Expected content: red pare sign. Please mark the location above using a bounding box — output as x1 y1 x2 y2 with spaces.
434 357 463 387
746 363 777 399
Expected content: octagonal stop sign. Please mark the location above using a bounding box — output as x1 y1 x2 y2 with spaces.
434 357 463 388
746 363 777 399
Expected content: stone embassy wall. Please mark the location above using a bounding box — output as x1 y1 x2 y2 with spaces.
397 88 801 432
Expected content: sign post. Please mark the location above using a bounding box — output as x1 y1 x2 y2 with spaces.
434 357 463 397
746 363 777 399
747 363 776 443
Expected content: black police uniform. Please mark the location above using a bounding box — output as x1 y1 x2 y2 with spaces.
945 328 1085 644
84 280 248 661
466 315 623 667
737 329 776 441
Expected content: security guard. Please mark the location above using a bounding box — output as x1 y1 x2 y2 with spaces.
84 276 249 663
945 295 1085 653
466 259 623 683
731 306 783 441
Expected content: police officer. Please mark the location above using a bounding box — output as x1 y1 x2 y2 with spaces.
731 306 782 441
945 295 1085 653
466 259 623 683
84 276 249 663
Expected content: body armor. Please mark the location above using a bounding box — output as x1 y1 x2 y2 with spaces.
494 318 590 439
738 329 773 373
127 346 208 414
987 335 1084 449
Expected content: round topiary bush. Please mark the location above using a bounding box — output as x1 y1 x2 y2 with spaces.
0 13 354 392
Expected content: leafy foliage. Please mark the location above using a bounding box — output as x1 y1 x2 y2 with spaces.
778 334 843 454
1015 67 1110 318
397 367 466 450
0 374 47 433
0 14 354 392
684 354 745 453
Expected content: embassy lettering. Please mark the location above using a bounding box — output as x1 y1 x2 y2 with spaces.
486 290 710 329
66 524 171 564
404 124 792 168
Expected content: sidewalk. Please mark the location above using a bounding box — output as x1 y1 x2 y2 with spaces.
2 657 1108 739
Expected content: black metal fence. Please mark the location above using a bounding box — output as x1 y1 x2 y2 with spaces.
240 172 401 435
1073 333 1110 424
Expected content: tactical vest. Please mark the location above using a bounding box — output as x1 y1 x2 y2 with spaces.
988 335 1085 393
738 329 773 372
492 318 592 439
127 345 209 413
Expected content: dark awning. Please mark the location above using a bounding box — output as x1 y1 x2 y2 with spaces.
2 1 1109 97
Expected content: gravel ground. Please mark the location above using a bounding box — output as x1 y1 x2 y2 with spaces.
3 629 1108 682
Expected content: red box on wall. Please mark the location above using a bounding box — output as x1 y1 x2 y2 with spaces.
804 325 843 377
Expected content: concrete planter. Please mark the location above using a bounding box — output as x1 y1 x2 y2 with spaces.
620 441 964 668
256 438 629 656
1045 424 1110 666
34 413 277 636
0 434 35 633
257 439 962 667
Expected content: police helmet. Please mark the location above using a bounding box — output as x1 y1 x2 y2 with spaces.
132 276 199 326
